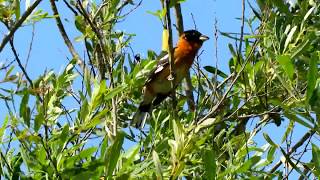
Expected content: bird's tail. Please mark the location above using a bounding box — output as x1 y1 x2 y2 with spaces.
132 104 151 129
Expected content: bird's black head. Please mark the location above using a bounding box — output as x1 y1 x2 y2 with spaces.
183 30 209 43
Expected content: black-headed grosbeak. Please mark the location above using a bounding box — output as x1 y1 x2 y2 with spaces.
133 30 209 128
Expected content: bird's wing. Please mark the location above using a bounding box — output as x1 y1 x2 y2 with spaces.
145 50 173 83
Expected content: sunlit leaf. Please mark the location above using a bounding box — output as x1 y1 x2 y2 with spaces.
276 55 294 80
105 131 125 177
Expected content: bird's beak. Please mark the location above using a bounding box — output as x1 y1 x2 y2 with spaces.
199 35 209 41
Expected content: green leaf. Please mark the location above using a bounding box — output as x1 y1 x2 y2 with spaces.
34 109 44 132
104 85 126 101
228 43 237 57
75 16 85 33
284 26 297 52
284 111 313 129
105 131 125 178
303 6 315 23
66 147 97 168
307 53 318 103
272 0 290 14
146 9 166 21
152 150 163 180
20 91 30 127
78 147 96 159
203 66 228 78
290 39 310 59
100 137 108 157
276 55 294 80
267 146 276 162
312 144 320 176
202 149 216 180
263 133 278 147
14 0 20 19
0 115 8 142
60 125 69 145
281 120 294 143
312 144 320 169
248 1 261 20
85 108 109 128
120 144 140 171
236 156 261 173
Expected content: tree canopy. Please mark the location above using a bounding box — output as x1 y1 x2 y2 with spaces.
0 0 319 179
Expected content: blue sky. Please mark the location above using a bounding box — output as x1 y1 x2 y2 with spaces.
0 0 313 178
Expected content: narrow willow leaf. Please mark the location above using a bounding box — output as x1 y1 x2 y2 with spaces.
121 144 140 171
202 149 216 180
267 146 276 162
104 85 126 100
236 156 261 173
105 131 125 178
203 66 228 78
312 144 320 169
20 92 30 127
303 6 315 22
311 144 320 177
14 0 20 19
263 133 278 147
276 55 294 80
34 110 44 132
152 150 163 179
0 115 8 142
290 39 309 59
307 53 318 103
281 120 294 143
284 112 313 129
195 118 216 133
284 26 297 52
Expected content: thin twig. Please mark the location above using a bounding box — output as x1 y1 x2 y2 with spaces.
165 0 177 118
213 18 219 96
238 0 245 64
25 23 35 69
63 0 78 15
190 13 197 30
50 0 84 66
0 59 15 70
9 39 33 87
282 131 313 180
0 151 13 174
197 39 259 124
269 130 315 173
0 0 43 52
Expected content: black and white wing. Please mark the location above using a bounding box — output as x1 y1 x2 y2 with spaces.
145 52 170 83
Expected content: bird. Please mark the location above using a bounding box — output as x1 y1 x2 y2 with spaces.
132 30 209 128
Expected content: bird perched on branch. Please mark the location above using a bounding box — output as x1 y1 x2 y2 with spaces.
133 30 209 128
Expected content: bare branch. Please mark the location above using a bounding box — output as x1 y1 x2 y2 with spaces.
9 39 33 87
165 0 177 117
50 0 84 66
174 3 195 112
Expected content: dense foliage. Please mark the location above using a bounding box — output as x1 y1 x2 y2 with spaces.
0 0 319 179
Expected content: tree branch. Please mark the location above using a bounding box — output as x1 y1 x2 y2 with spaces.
269 130 315 173
0 0 43 53
174 3 195 111
9 39 33 87
164 0 177 118
50 0 84 66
